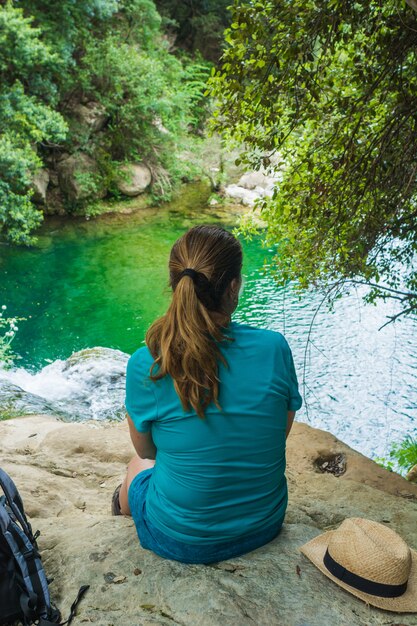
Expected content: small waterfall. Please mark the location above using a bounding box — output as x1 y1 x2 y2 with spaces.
0 347 129 421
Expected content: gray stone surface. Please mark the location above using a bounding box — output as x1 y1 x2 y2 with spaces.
72 102 109 132
0 380 58 419
41 518 395 626
1 415 416 626
238 170 273 190
31 168 50 204
225 167 282 206
57 153 106 201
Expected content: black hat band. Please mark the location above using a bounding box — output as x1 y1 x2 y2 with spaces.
323 549 408 598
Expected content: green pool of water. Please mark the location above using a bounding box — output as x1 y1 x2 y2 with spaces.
0 183 275 368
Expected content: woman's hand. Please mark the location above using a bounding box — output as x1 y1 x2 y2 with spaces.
127 413 157 460
286 411 295 439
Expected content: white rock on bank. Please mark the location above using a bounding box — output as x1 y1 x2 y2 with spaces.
225 168 282 206
224 184 263 205
238 170 274 190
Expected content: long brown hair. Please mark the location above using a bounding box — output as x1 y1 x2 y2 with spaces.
146 225 242 417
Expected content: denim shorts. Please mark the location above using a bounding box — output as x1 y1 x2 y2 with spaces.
128 467 285 564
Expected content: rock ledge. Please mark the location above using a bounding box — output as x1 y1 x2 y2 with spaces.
1 415 416 626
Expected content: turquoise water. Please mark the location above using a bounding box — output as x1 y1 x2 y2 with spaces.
1 183 416 458
0 185 276 367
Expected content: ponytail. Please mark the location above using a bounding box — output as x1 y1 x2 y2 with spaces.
145 225 242 418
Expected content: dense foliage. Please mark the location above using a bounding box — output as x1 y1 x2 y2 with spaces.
0 0 210 244
209 0 417 319
0 3 68 243
155 0 231 61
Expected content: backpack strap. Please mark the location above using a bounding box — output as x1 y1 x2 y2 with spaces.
58 585 90 626
36 585 90 626
0 503 10 533
0 468 33 540
20 590 42 624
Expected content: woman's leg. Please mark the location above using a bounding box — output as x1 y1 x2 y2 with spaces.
119 455 155 515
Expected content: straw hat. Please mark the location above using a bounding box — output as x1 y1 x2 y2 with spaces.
299 518 417 613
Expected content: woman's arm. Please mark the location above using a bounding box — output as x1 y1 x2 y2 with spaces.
286 410 296 439
127 413 157 460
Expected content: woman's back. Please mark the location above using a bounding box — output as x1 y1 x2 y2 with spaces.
126 321 302 544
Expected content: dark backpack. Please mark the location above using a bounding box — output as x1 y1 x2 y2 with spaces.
0 468 89 626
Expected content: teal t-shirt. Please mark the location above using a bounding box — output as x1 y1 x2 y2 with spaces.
125 322 302 545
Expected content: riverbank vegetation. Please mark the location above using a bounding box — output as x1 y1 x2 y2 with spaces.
0 0 215 244
376 435 417 478
209 0 417 319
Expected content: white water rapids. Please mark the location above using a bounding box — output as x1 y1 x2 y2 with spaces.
0 347 128 422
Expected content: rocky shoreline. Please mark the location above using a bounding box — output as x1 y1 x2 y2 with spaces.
30 101 155 215
2 415 416 625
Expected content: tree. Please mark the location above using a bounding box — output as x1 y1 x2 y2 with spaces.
0 2 68 244
209 0 417 322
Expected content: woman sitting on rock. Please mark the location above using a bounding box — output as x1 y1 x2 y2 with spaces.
113 224 302 563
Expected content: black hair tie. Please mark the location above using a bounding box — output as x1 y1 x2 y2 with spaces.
179 268 219 309
180 268 199 281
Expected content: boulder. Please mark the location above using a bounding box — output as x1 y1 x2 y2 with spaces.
57 153 106 202
72 101 109 132
44 186 67 215
31 169 49 204
0 380 58 419
237 170 272 190
116 163 152 196
1 415 416 625
223 184 262 206
225 164 283 207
